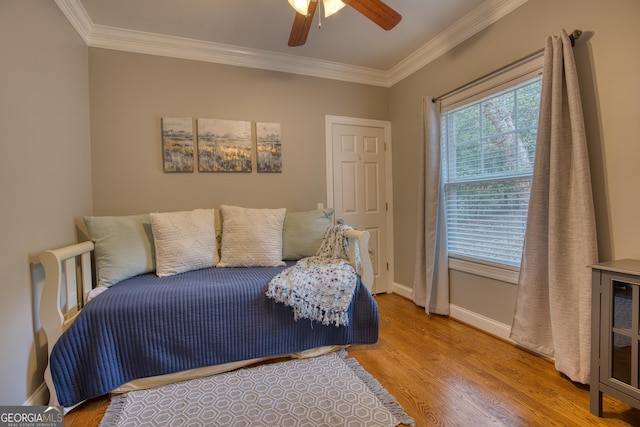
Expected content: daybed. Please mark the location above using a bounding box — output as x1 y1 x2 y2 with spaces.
39 206 378 408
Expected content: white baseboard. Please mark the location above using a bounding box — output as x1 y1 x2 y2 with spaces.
389 282 514 343
24 382 48 406
449 304 514 343
391 282 412 299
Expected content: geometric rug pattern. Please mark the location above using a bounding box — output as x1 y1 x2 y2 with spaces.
99 350 414 427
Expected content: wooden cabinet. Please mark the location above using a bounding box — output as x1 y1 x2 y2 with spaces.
591 260 640 416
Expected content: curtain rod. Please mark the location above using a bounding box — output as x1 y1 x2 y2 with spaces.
432 29 583 103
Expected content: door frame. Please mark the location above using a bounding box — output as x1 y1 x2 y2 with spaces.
324 115 394 293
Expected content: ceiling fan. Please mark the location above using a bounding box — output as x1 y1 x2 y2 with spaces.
288 0 402 47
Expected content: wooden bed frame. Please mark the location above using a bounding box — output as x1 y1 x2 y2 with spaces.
39 229 373 407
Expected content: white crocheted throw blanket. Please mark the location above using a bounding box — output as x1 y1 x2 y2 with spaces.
266 224 360 327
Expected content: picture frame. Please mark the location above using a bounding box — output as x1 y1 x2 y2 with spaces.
256 122 282 173
161 117 194 173
197 119 252 172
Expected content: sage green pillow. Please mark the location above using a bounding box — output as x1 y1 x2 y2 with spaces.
282 209 334 260
84 214 155 287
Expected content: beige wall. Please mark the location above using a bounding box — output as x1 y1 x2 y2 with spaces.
390 0 640 324
88 49 389 215
5 0 640 406
0 1 92 404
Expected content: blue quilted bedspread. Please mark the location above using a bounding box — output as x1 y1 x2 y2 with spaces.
50 263 379 407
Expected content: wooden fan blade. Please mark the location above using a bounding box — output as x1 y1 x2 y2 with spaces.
288 1 318 47
342 0 401 30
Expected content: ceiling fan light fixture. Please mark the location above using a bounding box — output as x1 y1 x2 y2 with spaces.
322 0 346 18
288 0 401 47
288 0 311 16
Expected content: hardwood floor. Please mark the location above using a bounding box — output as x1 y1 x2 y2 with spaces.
65 293 640 426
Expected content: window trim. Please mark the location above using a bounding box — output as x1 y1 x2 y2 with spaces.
440 53 544 271
448 256 520 285
440 52 544 111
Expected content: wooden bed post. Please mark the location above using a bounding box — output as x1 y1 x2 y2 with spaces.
39 241 95 406
345 230 374 292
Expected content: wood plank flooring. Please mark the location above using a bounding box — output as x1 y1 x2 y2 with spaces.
64 293 640 426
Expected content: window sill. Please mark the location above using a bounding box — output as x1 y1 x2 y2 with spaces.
448 257 519 285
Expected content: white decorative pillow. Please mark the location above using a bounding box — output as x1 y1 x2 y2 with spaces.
84 214 155 287
150 209 218 277
218 205 286 267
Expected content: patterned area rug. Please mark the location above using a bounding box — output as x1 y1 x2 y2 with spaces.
99 350 414 427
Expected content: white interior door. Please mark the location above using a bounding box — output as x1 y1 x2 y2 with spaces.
325 116 393 294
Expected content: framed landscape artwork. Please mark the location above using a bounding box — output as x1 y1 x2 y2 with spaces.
197 119 252 172
161 117 194 172
256 122 282 173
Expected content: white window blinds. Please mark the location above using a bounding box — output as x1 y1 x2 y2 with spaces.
441 72 542 267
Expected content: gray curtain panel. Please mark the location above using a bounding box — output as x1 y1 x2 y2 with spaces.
510 30 598 384
413 97 449 315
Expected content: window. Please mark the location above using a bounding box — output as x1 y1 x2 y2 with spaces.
440 59 543 267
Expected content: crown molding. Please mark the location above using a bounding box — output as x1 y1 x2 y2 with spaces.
55 0 528 88
54 0 92 43
387 0 529 86
88 24 390 87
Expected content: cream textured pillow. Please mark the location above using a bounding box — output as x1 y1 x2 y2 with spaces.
218 205 286 267
150 209 219 277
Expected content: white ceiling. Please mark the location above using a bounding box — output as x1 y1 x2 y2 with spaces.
55 0 528 87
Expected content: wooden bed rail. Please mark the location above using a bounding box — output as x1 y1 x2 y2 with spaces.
39 240 95 406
